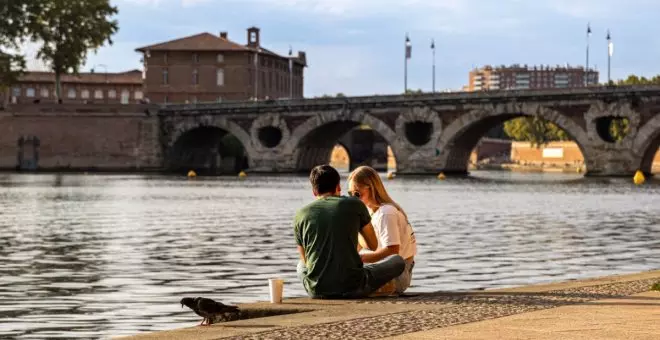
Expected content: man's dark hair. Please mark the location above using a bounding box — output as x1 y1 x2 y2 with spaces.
309 164 340 195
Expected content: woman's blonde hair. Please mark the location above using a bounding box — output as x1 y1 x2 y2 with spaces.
348 166 408 220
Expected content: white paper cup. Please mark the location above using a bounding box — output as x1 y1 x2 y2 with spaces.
268 278 284 304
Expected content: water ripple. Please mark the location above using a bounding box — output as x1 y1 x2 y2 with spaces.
0 171 659 338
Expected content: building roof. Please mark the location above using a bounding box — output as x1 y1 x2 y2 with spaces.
135 32 306 66
19 70 143 85
135 32 250 52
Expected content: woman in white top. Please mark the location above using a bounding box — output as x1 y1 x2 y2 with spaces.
348 166 417 294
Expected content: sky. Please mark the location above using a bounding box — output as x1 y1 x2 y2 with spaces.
19 0 660 97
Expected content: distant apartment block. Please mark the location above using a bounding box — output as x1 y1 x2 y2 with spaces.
467 64 599 91
135 27 307 104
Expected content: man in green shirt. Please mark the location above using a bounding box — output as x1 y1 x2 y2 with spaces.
294 164 405 299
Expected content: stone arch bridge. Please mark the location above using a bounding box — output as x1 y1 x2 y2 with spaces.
159 86 660 176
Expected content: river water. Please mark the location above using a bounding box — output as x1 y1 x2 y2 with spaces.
0 171 658 339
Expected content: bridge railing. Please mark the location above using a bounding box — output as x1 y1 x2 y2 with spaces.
159 85 660 114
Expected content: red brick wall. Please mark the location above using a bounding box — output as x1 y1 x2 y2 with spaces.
144 49 304 103
511 141 660 171
511 141 587 164
0 104 162 170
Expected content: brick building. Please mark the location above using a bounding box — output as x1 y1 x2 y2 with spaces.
467 64 599 91
3 70 143 105
135 27 306 104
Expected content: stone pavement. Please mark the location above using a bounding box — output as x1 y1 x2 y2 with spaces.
119 270 660 340
384 291 660 340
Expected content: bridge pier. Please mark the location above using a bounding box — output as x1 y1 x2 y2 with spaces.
581 145 640 177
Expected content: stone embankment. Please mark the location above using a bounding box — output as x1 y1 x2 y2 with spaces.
120 270 660 340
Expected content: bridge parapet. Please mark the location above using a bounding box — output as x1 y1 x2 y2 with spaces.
159 85 660 115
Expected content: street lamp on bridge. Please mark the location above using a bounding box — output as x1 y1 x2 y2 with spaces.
607 30 613 84
585 23 591 86
404 33 411 93
431 38 436 93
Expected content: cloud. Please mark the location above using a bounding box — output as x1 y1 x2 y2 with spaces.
542 0 659 18
237 0 465 19
15 39 142 73
267 42 398 96
180 0 211 7
11 0 660 97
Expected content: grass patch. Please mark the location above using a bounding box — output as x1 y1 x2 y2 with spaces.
651 282 660 291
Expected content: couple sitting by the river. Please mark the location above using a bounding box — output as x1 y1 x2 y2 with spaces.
294 164 417 299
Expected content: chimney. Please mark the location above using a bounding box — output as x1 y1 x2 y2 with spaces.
297 51 307 66
247 26 260 48
220 31 228 39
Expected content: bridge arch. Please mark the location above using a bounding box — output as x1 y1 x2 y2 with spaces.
633 114 660 175
329 142 352 171
283 110 398 172
436 103 591 174
166 117 254 174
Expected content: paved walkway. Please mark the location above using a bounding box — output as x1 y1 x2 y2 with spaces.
119 270 660 340
385 291 660 340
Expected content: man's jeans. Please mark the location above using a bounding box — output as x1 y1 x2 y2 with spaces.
297 254 406 299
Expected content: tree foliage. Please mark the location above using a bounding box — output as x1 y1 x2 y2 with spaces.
405 89 424 95
503 116 570 147
0 0 39 89
0 0 118 98
0 1 42 46
608 118 630 142
616 75 660 85
0 53 26 90
30 0 119 99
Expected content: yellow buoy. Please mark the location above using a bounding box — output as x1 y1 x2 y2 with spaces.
238 171 247 178
386 171 395 180
437 172 446 180
633 170 645 185
187 170 197 178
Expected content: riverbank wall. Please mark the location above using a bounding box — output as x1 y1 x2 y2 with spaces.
1 104 162 172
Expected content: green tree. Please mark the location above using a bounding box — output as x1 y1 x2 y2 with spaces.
503 116 570 147
0 0 40 90
609 118 630 142
404 89 424 95
29 0 118 100
0 53 25 92
616 74 660 85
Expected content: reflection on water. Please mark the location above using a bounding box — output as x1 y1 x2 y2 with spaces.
0 171 659 338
